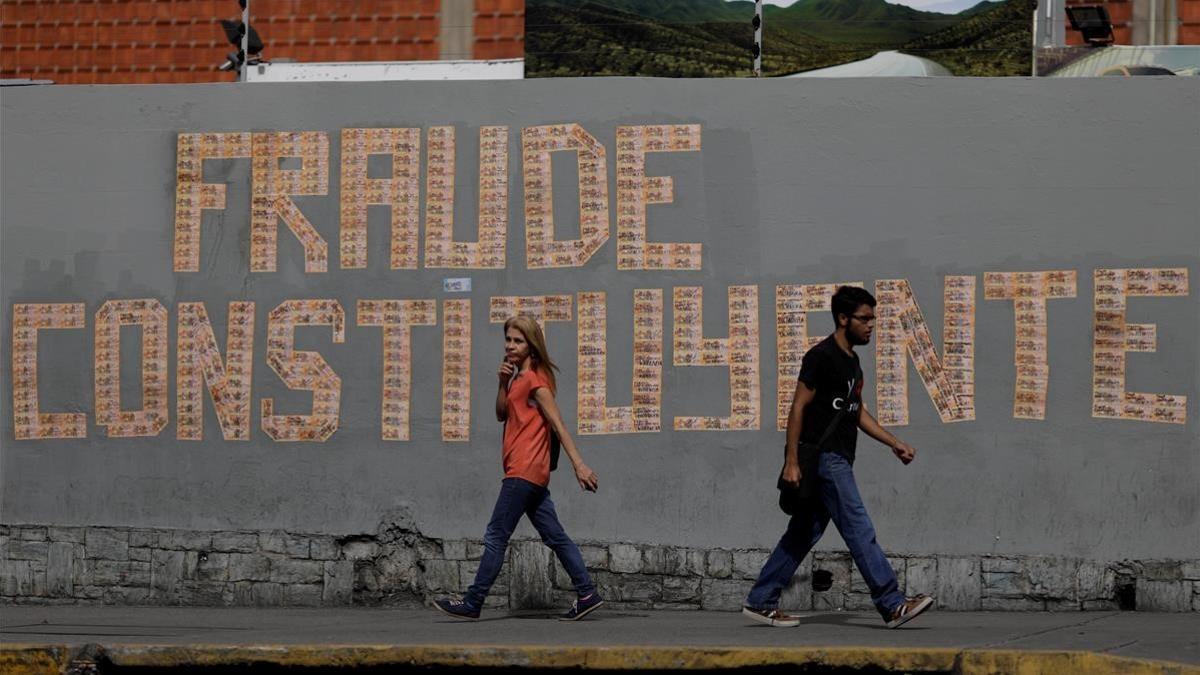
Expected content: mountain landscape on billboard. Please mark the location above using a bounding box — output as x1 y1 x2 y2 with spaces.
525 0 1032 77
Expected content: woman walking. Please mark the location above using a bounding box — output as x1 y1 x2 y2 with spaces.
434 315 603 621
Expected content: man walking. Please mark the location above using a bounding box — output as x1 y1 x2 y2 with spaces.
743 285 933 628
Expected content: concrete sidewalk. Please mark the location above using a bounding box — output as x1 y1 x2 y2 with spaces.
2 607 1198 673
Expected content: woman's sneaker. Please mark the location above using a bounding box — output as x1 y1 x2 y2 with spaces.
559 592 604 621
885 595 934 628
742 606 802 627
433 597 480 621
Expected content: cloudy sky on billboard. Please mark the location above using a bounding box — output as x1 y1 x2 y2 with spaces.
752 0 979 12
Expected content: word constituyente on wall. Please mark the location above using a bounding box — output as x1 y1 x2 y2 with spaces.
8 125 1191 443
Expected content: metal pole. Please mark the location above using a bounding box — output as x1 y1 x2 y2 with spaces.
1149 0 1157 44
1032 0 1041 76
240 0 250 82
753 0 763 77
1050 0 1065 46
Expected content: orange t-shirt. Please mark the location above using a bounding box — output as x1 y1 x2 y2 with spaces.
502 368 553 487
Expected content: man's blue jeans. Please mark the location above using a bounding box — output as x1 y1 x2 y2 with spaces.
465 477 596 611
745 452 905 619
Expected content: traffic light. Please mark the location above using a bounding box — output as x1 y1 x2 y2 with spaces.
1065 5 1115 46
217 1 264 73
219 20 264 57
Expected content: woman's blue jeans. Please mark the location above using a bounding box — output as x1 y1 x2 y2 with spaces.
464 477 596 611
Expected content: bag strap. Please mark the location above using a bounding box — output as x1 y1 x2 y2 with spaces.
813 407 849 449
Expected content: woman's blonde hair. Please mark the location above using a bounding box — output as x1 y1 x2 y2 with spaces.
504 314 558 394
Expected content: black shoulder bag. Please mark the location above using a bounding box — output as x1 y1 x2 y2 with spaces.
548 430 561 472
777 408 846 516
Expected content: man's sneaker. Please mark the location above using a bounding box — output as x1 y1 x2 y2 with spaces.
559 592 604 621
742 606 802 627
433 597 480 621
885 595 934 629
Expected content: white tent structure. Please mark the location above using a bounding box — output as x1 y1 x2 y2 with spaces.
1046 46 1199 76
786 51 953 77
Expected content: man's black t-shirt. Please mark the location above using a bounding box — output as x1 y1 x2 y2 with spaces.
797 335 864 463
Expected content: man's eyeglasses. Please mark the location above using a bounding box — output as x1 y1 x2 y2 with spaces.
850 314 876 323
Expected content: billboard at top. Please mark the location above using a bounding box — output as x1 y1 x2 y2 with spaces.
525 0 1036 77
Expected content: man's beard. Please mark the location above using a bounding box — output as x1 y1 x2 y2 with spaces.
849 331 871 346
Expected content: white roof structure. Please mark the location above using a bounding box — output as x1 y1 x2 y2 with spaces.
786 51 953 77
243 58 524 82
1046 46 1200 76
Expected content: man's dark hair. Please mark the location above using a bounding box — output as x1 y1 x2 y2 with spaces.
831 285 877 326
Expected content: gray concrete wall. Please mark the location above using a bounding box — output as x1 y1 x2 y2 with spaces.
2 79 1198 569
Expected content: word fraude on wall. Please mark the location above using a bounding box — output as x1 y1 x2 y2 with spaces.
2 79 1197 562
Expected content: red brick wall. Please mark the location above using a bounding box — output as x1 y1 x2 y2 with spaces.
1 0 524 84
1180 0 1200 43
1064 0 1200 45
473 0 522 60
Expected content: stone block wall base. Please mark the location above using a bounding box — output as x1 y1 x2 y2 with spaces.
2 520 1196 611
